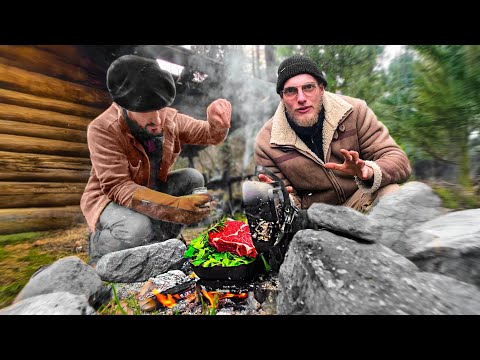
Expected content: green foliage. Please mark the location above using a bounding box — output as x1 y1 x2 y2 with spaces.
199 292 219 315
18 249 55 264
0 231 52 246
0 249 56 308
276 45 386 105
184 218 256 268
431 184 480 209
379 45 480 187
0 247 9 262
0 282 24 308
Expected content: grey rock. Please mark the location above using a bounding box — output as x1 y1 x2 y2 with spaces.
14 256 104 305
308 202 380 243
401 208 480 287
95 239 186 283
277 229 480 315
368 181 443 249
1 292 96 315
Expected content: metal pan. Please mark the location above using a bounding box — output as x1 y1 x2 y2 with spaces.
191 260 260 282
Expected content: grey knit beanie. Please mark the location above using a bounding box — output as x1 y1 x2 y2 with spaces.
276 55 327 95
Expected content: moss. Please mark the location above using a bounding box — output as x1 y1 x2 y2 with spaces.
431 184 480 210
0 231 53 246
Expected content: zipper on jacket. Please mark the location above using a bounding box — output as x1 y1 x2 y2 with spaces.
275 145 347 204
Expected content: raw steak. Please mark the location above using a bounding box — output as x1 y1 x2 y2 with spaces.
208 220 257 258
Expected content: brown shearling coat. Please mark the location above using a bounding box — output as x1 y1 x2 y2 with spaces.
254 91 411 209
80 103 229 232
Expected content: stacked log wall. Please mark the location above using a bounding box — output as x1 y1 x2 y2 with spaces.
0 45 111 234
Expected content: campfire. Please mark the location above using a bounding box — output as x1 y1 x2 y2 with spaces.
106 267 279 315
101 217 281 315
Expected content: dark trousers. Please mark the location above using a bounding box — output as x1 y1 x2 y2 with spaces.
88 168 204 265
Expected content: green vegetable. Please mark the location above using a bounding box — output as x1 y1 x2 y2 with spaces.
184 217 256 268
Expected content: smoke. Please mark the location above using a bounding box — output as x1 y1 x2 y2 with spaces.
124 45 280 174
220 48 279 174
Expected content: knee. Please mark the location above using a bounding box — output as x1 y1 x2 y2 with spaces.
184 168 205 188
377 183 400 198
112 212 154 247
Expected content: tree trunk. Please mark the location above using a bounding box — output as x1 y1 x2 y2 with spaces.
0 103 91 130
459 131 473 189
0 46 104 88
0 182 85 208
0 134 90 158
0 119 87 143
0 206 86 235
0 62 110 107
0 88 103 118
265 45 276 82
0 151 91 182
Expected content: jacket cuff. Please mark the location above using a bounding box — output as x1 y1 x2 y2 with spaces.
354 160 382 194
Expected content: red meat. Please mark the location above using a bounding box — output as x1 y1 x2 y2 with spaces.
208 220 257 258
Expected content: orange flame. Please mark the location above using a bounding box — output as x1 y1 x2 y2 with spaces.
152 288 191 308
200 290 248 308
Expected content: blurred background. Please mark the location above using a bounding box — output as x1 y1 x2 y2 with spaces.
1 44 479 308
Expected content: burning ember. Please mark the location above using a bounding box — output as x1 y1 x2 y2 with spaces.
149 282 249 312
109 269 279 315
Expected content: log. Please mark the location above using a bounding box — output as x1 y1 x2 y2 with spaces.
0 88 104 118
35 45 107 75
0 103 92 131
0 46 104 88
0 134 90 158
0 151 91 182
0 119 87 143
0 62 110 107
0 205 86 235
0 182 85 208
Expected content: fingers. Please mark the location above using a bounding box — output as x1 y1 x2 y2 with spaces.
286 186 294 194
339 148 352 161
258 173 273 183
324 162 339 170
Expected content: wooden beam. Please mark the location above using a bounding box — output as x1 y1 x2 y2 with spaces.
0 119 87 143
0 134 90 158
0 103 92 131
135 45 224 78
0 46 104 89
0 182 85 208
0 88 104 118
0 151 91 182
0 205 86 235
0 61 110 107
35 45 107 75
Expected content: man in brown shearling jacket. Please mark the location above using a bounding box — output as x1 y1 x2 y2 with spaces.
80 55 232 265
254 55 411 231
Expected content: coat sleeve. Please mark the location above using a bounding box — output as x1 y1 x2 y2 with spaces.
355 101 412 193
87 123 140 206
253 123 293 188
175 112 229 145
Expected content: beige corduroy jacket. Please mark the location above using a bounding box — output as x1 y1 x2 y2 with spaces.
80 103 229 232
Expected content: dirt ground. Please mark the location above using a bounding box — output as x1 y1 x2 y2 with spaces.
0 223 207 309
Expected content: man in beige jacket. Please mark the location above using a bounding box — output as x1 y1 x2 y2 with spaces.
254 55 411 232
81 55 231 265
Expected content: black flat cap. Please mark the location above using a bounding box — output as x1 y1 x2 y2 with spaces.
106 54 176 112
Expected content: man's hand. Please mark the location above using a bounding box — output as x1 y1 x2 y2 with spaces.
258 173 294 194
324 149 374 180
207 99 232 128
175 194 212 211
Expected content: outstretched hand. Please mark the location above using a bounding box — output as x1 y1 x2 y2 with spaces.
258 173 294 194
207 99 232 128
324 149 373 180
